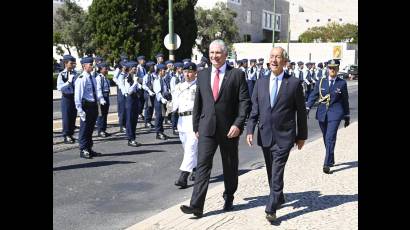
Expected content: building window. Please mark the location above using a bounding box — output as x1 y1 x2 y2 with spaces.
317 19 320 22
306 19 309 22
246 11 251 24
262 10 281 32
243 34 251 42
228 0 241 5
339 18 343 21
328 18 331 22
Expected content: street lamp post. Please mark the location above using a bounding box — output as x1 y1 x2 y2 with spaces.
272 0 276 47
168 0 175 61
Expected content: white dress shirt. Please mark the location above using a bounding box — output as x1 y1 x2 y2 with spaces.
269 71 284 96
210 63 227 91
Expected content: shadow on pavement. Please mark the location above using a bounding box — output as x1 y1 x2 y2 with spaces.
53 160 136 171
142 140 181 146
331 161 358 174
209 168 257 184
101 149 165 157
203 190 357 224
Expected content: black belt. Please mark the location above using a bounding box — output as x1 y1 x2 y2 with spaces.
82 99 97 105
178 111 193 116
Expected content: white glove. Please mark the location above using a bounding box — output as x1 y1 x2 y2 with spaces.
161 98 167 104
79 111 86 121
149 91 155 96
100 98 106 105
124 93 128 97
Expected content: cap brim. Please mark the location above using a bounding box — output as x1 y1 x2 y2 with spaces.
328 64 339 67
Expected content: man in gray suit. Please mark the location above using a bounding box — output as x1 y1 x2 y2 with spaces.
246 47 308 222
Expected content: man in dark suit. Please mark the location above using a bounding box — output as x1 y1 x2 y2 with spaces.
246 47 308 222
180 39 251 218
306 59 350 174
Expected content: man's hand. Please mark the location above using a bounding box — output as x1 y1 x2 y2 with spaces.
79 111 86 122
295 139 305 150
306 107 310 119
149 91 155 96
100 99 106 105
344 116 350 128
195 132 199 139
227 125 240 138
246 134 253 147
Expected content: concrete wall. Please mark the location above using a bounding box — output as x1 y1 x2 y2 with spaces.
289 0 358 41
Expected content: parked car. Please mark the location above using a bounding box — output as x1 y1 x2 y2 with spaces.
337 64 358 80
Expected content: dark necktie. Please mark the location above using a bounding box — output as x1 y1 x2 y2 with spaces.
299 71 303 81
330 79 335 90
90 76 97 102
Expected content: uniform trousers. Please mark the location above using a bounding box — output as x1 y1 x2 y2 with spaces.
117 87 127 128
79 101 98 151
61 93 77 137
125 94 139 141
178 131 198 172
96 95 110 132
319 117 341 167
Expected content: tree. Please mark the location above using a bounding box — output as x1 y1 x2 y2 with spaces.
299 22 358 43
53 0 88 57
195 2 240 57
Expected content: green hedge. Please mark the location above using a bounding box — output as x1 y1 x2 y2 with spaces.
53 73 117 90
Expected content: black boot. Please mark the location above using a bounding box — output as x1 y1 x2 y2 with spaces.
174 171 189 188
189 168 196 181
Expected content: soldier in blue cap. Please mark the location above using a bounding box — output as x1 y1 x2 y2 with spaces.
172 62 199 188
57 54 78 144
246 59 257 97
95 62 111 137
170 62 184 135
113 55 128 133
142 61 157 128
117 61 143 147
153 63 171 140
182 58 191 64
256 60 265 80
74 56 101 159
136 55 147 120
306 59 350 174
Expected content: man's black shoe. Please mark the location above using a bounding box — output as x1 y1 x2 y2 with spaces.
174 171 189 189
180 205 203 218
80 150 93 159
156 133 168 140
323 166 332 174
64 136 75 144
90 149 102 157
98 131 111 137
266 213 277 222
189 169 196 181
128 140 142 147
223 200 234 211
277 197 286 209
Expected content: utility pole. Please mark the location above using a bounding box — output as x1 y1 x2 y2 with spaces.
168 0 175 61
272 0 276 47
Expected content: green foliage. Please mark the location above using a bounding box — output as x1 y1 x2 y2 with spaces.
85 0 197 63
53 0 88 57
299 22 358 43
195 2 239 57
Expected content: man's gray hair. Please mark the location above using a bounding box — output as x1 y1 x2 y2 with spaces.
210 39 228 54
273 46 289 61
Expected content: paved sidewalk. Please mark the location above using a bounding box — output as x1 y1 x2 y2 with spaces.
127 122 358 230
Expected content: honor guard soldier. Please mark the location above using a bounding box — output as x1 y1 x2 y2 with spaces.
142 61 156 128
136 56 147 120
153 64 171 140
316 62 324 80
256 58 266 79
118 61 143 147
95 62 111 137
294 61 308 95
74 57 101 159
324 61 329 77
304 62 315 101
57 54 78 144
306 59 350 174
170 62 184 135
285 61 296 78
246 59 257 98
113 55 128 133
154 53 165 72
172 62 199 188
164 60 175 124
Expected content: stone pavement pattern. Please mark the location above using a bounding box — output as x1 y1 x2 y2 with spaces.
127 122 358 230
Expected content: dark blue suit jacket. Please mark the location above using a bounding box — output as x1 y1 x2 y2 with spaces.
306 76 350 122
246 71 308 149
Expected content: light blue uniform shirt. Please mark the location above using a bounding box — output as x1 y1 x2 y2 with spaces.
74 71 98 112
142 73 156 94
153 75 168 102
57 68 77 94
118 72 142 95
246 66 257 81
95 73 111 100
